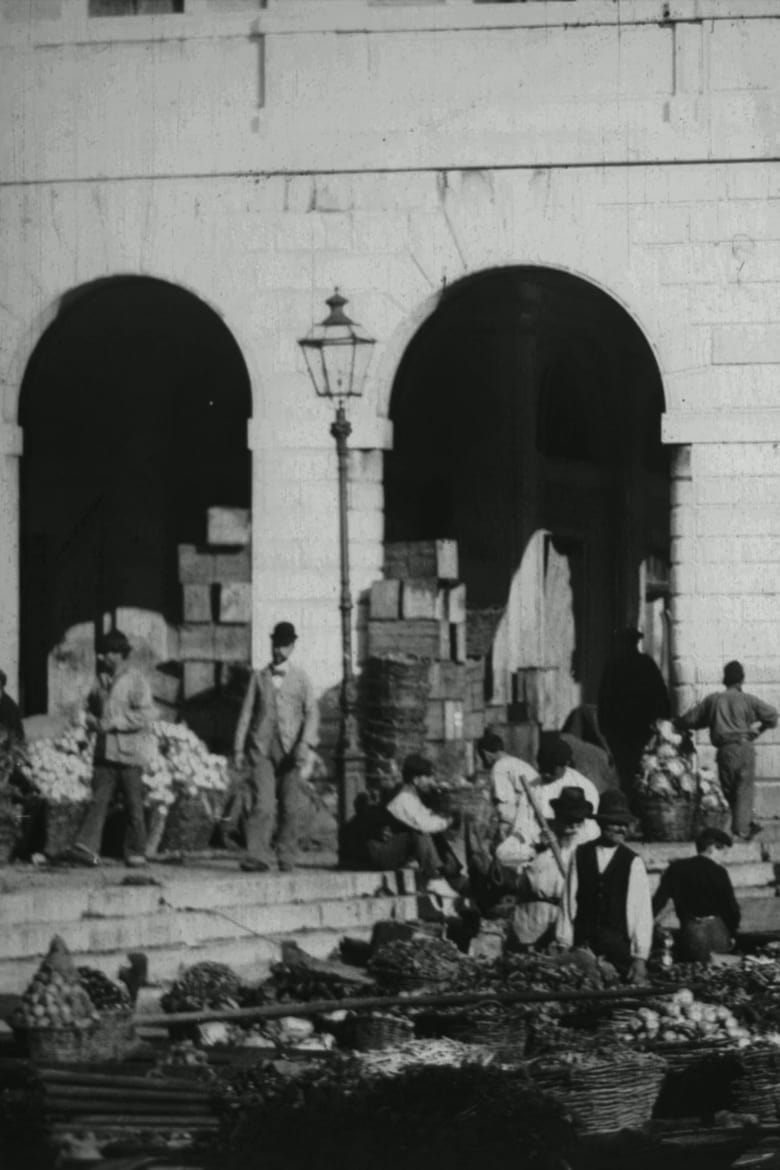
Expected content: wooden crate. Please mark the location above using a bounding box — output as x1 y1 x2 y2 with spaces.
182 583 213 623
401 579 444 621
428 661 467 701
207 506 251 547
368 619 450 660
384 540 458 582
178 544 217 585
215 548 251 583
219 582 252 623
180 624 217 660
426 699 465 741
369 579 402 621
445 583 467 624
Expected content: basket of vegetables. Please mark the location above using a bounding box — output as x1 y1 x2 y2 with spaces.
161 961 242 1041
416 1000 528 1054
341 1011 415 1052
634 721 697 841
14 937 135 1063
732 1042 780 1122
526 1048 667 1135
367 937 467 995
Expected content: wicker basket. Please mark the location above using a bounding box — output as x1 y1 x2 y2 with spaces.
0 815 18 865
646 1040 740 1119
19 1012 136 1064
342 1013 415 1052
416 1002 528 1053
528 1051 667 1135
44 801 88 857
732 1044 780 1123
638 796 695 842
693 806 732 835
159 792 221 854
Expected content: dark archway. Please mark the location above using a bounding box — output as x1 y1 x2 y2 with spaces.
385 267 669 716
18 277 252 714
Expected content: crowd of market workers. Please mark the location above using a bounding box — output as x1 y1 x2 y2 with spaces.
1 620 777 982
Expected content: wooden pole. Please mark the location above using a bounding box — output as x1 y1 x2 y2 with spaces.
515 770 567 878
136 982 662 1029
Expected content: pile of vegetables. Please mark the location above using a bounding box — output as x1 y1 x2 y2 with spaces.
160 961 243 1014
21 718 229 812
212 1059 576 1170
367 936 476 992
611 989 752 1047
15 937 97 1030
76 966 131 1014
654 955 780 1035
697 764 730 816
635 719 698 801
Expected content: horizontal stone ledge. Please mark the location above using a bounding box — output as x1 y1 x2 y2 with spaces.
663 410 780 444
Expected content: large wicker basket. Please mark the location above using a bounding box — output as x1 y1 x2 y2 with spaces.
732 1044 780 1122
342 1013 415 1052
645 1040 741 1118
159 792 221 854
638 796 695 842
527 1051 667 1135
19 1012 136 1064
44 801 88 858
416 1001 528 1054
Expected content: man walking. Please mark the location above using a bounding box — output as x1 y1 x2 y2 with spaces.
676 660 777 841
70 629 155 867
233 621 319 873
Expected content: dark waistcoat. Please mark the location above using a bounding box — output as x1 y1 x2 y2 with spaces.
573 841 635 967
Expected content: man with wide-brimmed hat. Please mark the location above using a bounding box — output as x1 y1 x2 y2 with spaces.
676 660 777 841
69 629 155 867
556 789 653 982
509 786 595 949
233 621 319 873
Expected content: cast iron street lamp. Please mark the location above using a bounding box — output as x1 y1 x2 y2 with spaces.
298 290 376 824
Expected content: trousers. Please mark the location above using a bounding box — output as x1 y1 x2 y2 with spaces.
366 830 459 882
244 743 304 868
77 762 147 858
678 916 732 963
717 740 755 838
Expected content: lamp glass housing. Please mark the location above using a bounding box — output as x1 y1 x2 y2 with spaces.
299 291 375 400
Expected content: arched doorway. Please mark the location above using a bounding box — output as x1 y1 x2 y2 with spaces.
385 266 668 725
18 276 252 715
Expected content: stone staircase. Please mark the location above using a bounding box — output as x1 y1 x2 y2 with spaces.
0 858 417 993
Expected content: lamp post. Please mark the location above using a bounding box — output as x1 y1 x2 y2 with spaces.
298 290 376 825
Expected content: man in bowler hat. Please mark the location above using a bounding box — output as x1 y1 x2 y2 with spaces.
233 621 319 872
556 789 653 982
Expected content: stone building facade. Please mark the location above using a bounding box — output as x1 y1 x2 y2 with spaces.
1 0 779 776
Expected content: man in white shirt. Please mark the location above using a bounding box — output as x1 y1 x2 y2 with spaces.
476 731 542 864
510 786 595 949
537 734 601 845
556 789 652 983
371 754 461 903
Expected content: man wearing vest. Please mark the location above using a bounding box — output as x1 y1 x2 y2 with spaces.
233 621 319 873
556 789 653 982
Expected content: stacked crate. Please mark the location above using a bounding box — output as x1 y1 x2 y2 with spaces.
366 540 487 783
177 507 252 702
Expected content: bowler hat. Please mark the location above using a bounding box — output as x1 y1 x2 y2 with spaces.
271 621 298 646
549 786 593 822
97 629 131 657
595 789 634 826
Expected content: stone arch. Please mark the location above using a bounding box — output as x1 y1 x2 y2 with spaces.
371 262 667 421
16 274 254 715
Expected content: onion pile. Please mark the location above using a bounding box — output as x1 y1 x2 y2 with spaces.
613 989 752 1047
16 936 97 1030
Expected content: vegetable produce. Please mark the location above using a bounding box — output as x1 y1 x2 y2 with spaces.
367 937 476 991
76 966 131 1014
161 962 243 1014
16 936 97 1030
635 719 698 800
611 989 752 1046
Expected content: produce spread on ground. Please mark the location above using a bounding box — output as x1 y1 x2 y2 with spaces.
5 930 780 1170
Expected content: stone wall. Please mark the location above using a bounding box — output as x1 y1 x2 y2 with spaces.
0 0 779 771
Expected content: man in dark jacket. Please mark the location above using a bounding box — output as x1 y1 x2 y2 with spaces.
676 660 778 840
598 628 670 790
556 789 653 982
233 621 319 873
652 828 741 962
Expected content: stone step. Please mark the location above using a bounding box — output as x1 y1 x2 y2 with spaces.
0 926 373 991
658 887 780 935
0 892 417 965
